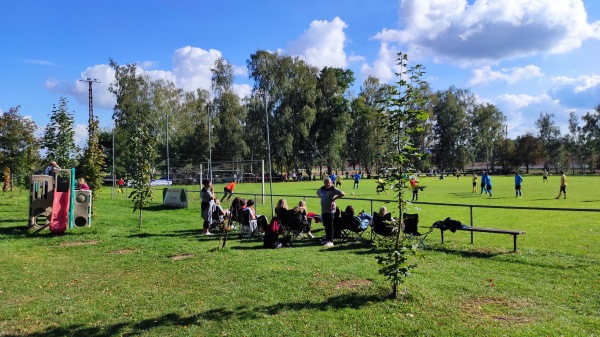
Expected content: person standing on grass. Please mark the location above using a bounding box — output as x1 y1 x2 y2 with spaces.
472 173 478 193
515 172 523 198
118 177 125 194
543 169 549 183
480 171 488 195
317 177 345 247
409 176 419 201
223 180 236 201
486 173 493 197
329 172 337 186
200 179 215 235
555 171 567 199
353 172 361 189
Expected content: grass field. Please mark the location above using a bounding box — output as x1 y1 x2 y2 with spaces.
1 174 598 336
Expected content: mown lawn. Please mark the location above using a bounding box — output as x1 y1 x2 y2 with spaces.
1 174 598 336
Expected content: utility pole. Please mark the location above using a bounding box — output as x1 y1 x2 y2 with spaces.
79 78 100 147
263 89 274 218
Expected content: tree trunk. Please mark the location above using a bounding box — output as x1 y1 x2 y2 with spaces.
138 209 143 231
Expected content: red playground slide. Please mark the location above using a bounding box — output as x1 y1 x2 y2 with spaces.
49 179 71 234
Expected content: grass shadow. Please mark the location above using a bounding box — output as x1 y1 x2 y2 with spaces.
2 293 385 337
0 225 30 236
141 205 189 212
426 246 502 258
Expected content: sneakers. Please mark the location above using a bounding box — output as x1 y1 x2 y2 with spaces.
308 232 314 239
322 241 334 247
204 231 213 236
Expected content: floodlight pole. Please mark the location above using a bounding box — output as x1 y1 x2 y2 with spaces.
263 90 274 218
207 103 213 182
111 124 115 199
166 107 170 185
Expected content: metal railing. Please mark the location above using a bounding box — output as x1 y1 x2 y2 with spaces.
183 189 600 226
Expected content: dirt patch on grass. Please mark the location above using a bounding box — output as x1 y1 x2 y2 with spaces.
60 240 100 247
109 249 135 254
336 279 373 289
170 254 195 260
461 297 536 324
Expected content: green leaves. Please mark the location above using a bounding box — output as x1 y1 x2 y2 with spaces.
374 51 427 299
110 61 157 230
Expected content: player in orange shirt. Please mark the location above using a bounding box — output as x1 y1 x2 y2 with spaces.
223 180 237 201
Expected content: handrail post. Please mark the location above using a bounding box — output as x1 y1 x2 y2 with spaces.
469 205 473 227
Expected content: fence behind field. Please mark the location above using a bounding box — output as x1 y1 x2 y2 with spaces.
180 188 600 226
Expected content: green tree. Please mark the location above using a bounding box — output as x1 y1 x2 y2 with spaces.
211 57 249 162
471 103 506 171
78 116 106 201
312 67 354 173
98 126 129 181
0 106 40 192
432 87 472 172
567 111 584 174
514 133 541 173
41 97 79 168
535 112 561 171
349 76 388 176
247 50 320 174
581 105 600 173
375 52 428 299
173 89 210 169
109 59 156 229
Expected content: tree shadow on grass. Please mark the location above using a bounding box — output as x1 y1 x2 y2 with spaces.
142 205 182 212
0 225 30 237
3 293 384 337
426 246 502 258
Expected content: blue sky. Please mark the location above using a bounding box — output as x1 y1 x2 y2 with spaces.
2 0 600 145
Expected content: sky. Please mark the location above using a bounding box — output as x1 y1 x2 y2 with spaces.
1 0 600 145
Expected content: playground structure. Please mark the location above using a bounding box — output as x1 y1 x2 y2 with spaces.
29 168 92 234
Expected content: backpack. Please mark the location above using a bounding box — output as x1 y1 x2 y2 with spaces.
263 217 282 248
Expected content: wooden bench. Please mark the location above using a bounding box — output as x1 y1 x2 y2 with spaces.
437 226 526 252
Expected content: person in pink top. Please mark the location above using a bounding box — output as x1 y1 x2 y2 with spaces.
77 178 90 190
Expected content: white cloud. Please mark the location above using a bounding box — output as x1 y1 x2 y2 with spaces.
285 17 349 69
571 75 600 93
172 46 222 92
233 83 252 100
360 42 398 82
496 92 554 110
373 0 600 65
232 64 248 77
74 123 89 148
23 59 59 67
48 46 243 116
469 65 543 86
47 64 117 111
494 92 577 137
551 74 600 108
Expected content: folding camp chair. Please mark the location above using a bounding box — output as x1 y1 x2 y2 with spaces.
402 213 433 249
208 206 227 232
239 209 260 239
227 198 244 231
370 213 396 243
338 212 369 243
275 209 303 242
